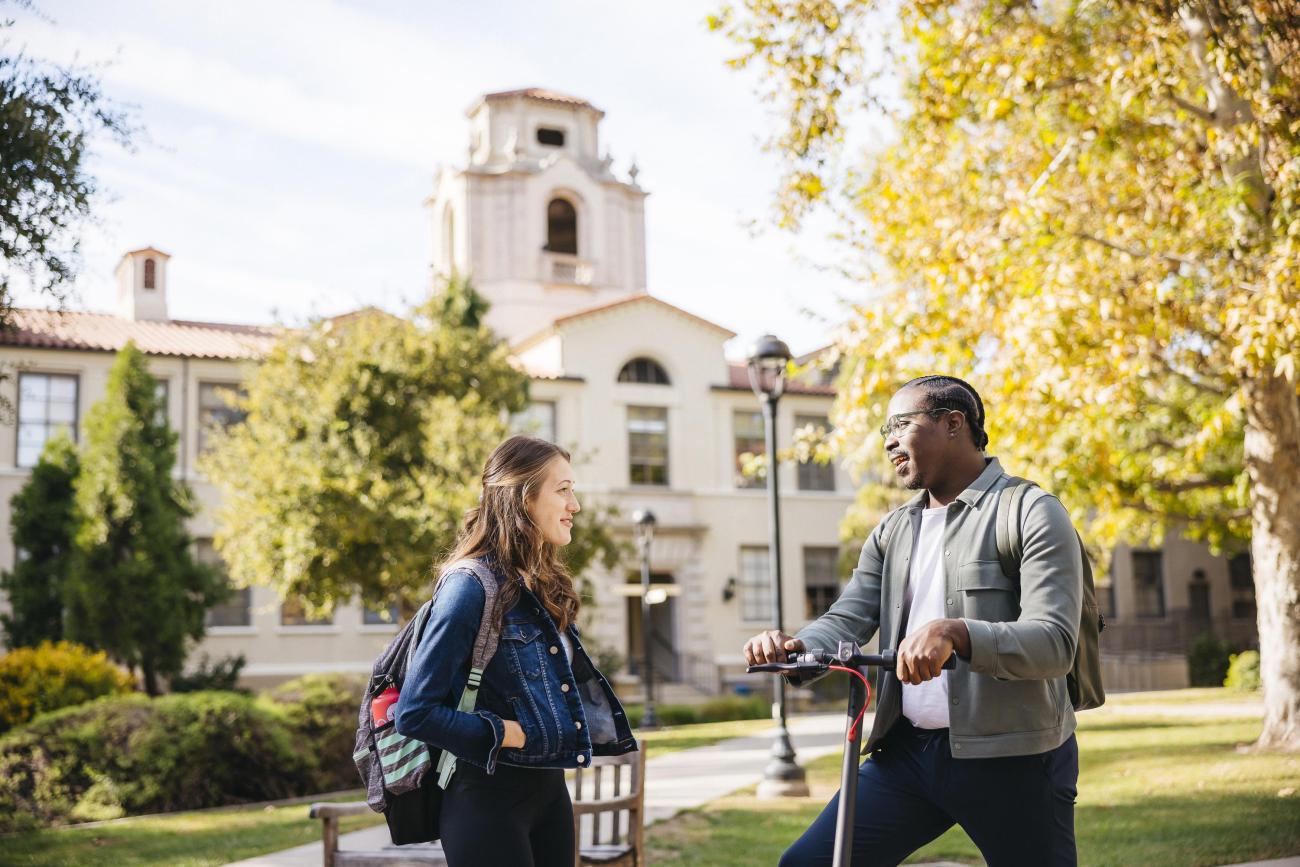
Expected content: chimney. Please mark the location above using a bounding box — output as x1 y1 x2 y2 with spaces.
115 247 171 322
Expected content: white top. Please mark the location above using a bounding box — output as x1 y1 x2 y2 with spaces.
901 506 951 729
559 631 573 663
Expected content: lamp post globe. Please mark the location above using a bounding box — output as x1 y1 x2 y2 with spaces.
632 509 660 731
746 333 809 798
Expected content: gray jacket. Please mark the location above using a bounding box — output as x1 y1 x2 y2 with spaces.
795 457 1082 759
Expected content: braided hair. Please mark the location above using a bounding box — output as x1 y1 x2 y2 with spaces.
900 375 989 450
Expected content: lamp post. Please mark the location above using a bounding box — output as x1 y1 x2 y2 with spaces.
747 334 809 798
632 509 660 731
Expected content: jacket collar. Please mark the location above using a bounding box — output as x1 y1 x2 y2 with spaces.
903 456 1005 512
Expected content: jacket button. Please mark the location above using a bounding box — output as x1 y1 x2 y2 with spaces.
561 683 570 693
575 721 583 730
946 598 953 606
549 646 559 655
577 754 586 764
951 698 959 706
953 743 963 751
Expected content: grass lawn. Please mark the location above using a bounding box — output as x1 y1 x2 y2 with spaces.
0 717 770 867
0 792 385 867
636 717 774 756
647 690 1300 867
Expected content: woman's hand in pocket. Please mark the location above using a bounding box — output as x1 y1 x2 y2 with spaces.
502 719 527 749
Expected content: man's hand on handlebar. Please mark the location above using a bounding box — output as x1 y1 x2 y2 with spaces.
743 629 805 666
896 618 970 685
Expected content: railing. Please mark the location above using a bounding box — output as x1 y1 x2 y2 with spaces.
540 251 593 286
627 631 723 696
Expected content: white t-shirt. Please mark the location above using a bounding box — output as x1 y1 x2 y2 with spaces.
901 506 951 729
559 631 573 663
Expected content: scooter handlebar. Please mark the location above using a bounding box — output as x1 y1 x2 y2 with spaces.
746 645 956 675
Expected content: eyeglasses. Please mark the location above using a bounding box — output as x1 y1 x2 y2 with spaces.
879 407 958 439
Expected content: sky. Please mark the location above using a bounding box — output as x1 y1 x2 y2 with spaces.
10 0 879 357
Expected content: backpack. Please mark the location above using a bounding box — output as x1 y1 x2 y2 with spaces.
352 558 502 845
876 476 1106 711
995 477 1106 711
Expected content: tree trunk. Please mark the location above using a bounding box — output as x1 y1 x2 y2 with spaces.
142 659 160 697
1243 372 1300 751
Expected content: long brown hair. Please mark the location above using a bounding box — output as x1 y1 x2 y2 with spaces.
439 435 581 630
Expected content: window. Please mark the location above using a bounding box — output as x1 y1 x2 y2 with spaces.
537 127 566 147
733 410 765 489
363 603 401 626
1132 550 1165 618
1096 580 1116 621
546 198 577 254
511 401 557 442
617 358 670 385
739 546 773 622
198 539 251 628
627 406 668 486
198 382 247 454
17 373 78 468
803 546 841 619
280 597 333 627
144 258 157 289
795 415 836 492
1229 552 1256 620
154 379 169 428
1188 569 1211 621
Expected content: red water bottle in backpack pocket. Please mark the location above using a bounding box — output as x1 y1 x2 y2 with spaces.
371 682 400 729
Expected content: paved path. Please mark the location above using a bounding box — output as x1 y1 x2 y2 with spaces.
224 712 852 866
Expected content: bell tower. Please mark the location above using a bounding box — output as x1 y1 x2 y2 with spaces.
427 88 648 342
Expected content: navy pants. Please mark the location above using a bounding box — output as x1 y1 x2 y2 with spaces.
781 720 1078 867
439 761 574 867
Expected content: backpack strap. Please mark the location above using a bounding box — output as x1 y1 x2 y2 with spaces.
877 503 911 559
432 558 503 788
995 476 1049 580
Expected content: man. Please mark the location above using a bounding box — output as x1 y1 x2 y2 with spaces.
745 375 1082 866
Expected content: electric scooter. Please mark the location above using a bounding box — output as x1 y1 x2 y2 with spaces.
748 641 956 867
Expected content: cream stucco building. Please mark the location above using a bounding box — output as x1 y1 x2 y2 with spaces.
0 88 1257 693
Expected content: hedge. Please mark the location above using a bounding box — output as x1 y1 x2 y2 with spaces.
0 641 135 734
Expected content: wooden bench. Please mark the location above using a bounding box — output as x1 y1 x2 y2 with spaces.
311 751 645 867
308 802 446 867
571 751 646 867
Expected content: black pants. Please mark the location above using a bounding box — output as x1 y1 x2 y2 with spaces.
781 720 1078 867
439 761 574 867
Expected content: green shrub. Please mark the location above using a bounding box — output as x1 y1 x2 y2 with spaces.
1224 650 1261 691
170 653 247 693
625 695 770 728
0 641 135 734
262 673 366 792
0 691 311 832
696 695 768 723
1187 633 1234 687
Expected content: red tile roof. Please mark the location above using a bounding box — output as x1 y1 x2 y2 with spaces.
1 309 282 360
724 363 836 396
552 294 737 337
481 88 602 114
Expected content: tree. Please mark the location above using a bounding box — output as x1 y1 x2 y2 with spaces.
714 1 1300 749
203 277 593 619
0 434 77 647
65 342 222 695
0 4 132 319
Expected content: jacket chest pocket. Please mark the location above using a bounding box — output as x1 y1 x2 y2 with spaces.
957 561 1019 622
501 622 544 680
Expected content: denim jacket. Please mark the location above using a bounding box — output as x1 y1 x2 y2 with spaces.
394 561 638 773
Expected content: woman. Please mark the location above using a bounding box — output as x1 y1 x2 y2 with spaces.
395 435 637 867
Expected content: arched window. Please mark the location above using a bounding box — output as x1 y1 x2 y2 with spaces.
618 357 670 385
546 198 577 255
144 258 156 289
